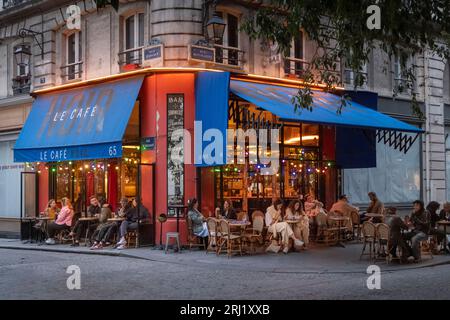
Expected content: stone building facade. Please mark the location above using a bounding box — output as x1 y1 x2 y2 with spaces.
0 0 448 236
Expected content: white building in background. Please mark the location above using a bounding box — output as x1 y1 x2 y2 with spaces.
0 0 448 237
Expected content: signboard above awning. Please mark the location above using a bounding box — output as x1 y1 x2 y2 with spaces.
14 76 144 162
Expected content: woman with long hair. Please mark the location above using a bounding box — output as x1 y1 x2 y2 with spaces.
45 197 74 245
285 200 309 249
187 198 208 238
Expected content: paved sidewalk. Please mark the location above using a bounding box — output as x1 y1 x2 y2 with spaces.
1 238 449 274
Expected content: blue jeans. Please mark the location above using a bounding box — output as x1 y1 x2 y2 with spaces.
410 231 427 259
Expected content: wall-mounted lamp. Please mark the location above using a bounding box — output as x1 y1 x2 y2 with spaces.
18 28 44 59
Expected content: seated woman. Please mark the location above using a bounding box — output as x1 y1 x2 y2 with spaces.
45 197 74 245
285 200 309 249
90 204 113 250
187 198 209 239
215 199 237 220
34 199 59 232
265 199 304 254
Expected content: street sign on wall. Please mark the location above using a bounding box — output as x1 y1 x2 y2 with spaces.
142 44 164 67
188 45 215 63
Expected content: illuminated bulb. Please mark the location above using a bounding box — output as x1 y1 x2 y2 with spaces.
84 164 89 169
115 166 119 170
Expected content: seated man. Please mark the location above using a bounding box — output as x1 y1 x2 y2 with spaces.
265 199 304 254
385 207 411 263
361 192 385 223
70 195 102 247
90 205 113 249
404 200 430 262
329 194 356 234
115 198 149 249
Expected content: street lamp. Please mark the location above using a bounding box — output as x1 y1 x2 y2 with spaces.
206 12 226 43
13 44 31 75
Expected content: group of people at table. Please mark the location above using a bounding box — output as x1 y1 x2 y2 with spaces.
188 191 450 260
36 195 149 250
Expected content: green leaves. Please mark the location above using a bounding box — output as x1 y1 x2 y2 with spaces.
242 0 450 117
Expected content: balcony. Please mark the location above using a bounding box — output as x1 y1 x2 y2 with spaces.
213 44 245 69
60 61 83 82
118 47 143 72
283 57 310 78
344 68 368 88
12 74 31 95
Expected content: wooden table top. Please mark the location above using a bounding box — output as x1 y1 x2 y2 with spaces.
285 219 301 224
107 218 125 222
36 217 52 220
437 220 450 225
78 217 99 221
365 213 384 218
227 220 251 226
328 216 350 221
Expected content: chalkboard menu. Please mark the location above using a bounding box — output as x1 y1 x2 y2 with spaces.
167 94 184 214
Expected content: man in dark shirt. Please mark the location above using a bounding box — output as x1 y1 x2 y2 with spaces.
404 200 430 261
385 207 411 262
115 198 150 249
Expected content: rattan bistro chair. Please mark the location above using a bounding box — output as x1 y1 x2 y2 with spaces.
360 221 377 260
186 216 207 250
243 216 265 253
206 218 221 255
375 223 390 263
351 211 362 241
218 219 242 258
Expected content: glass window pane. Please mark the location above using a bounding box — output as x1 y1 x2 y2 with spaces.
283 126 301 146
68 33 75 64
301 124 319 146
78 31 82 60
138 13 144 47
0 141 22 218
126 15 135 49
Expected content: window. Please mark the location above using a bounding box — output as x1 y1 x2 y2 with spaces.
344 50 368 87
284 31 305 77
343 136 421 204
215 12 240 66
0 140 23 218
122 12 145 64
393 55 415 94
64 31 82 81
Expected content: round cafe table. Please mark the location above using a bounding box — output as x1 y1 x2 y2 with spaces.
35 216 52 242
437 220 450 253
107 217 125 222
78 217 99 246
328 216 350 248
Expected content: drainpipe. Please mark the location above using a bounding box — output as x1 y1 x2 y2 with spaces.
424 50 431 203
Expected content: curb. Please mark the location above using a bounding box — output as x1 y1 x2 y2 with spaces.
1 244 450 274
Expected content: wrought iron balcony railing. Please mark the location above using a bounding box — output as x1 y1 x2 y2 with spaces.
12 74 31 95
60 61 83 82
118 47 143 69
214 44 245 68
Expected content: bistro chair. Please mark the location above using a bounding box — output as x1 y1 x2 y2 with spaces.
375 223 390 262
251 210 264 221
351 211 362 241
206 218 221 255
360 221 377 260
315 213 338 246
218 219 242 258
243 216 265 253
186 215 207 251
419 237 434 261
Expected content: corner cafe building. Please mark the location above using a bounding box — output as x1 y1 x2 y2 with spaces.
13 68 423 245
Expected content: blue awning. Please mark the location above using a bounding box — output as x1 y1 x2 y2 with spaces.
14 76 144 162
230 80 423 133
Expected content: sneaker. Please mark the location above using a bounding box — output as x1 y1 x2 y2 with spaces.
116 244 126 250
90 242 98 249
45 238 55 245
91 243 103 250
282 246 289 254
117 237 126 245
294 239 304 248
